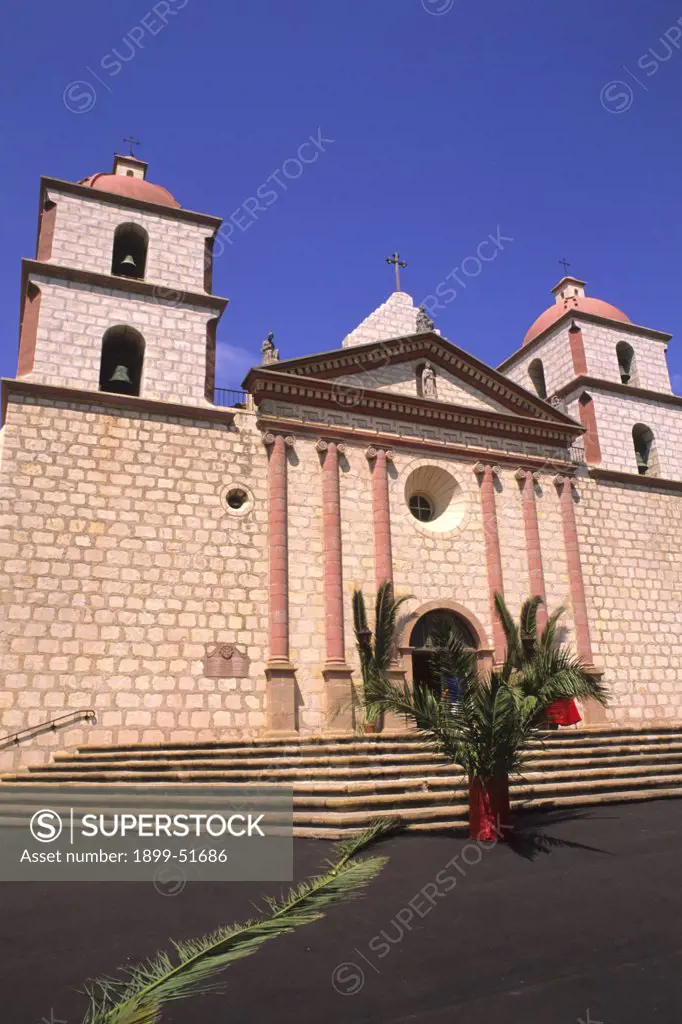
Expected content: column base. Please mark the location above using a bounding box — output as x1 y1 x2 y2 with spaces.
322 661 355 732
265 660 298 733
383 664 413 733
580 665 608 725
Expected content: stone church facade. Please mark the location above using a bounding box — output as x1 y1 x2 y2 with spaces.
1 154 681 769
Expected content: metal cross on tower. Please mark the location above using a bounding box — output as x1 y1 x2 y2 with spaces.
386 251 407 291
559 257 571 275
123 136 140 157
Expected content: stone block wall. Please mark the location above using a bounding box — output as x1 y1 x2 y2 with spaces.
579 322 672 393
578 476 682 721
503 319 673 398
0 398 269 770
566 389 682 481
21 277 215 407
2 389 681 769
502 323 574 397
44 189 213 295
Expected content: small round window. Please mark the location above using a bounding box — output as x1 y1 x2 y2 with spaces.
226 488 248 510
222 484 254 517
409 494 434 522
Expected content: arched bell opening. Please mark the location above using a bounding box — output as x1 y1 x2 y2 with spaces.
111 222 148 280
632 422 657 477
99 326 145 397
528 358 548 399
616 340 637 386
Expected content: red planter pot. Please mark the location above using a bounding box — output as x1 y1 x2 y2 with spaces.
468 775 511 842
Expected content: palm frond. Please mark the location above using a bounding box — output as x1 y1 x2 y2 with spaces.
373 581 410 672
494 592 517 664
81 819 397 1024
539 606 565 652
519 596 543 658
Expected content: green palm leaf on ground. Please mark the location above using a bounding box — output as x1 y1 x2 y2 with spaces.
81 817 398 1024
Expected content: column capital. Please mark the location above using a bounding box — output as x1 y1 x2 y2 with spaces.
316 439 347 455
262 432 295 448
473 461 499 477
515 468 540 484
365 446 393 461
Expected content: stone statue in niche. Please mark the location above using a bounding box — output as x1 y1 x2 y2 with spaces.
421 361 437 399
203 644 250 679
260 332 279 365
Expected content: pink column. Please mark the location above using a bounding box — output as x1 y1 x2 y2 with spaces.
318 440 353 729
517 469 548 633
263 432 297 731
366 445 407 731
367 446 393 588
555 474 593 665
318 439 347 664
475 463 506 663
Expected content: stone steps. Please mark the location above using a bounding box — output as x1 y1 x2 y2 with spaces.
295 787 682 839
35 743 682 771
2 726 682 837
44 733 682 764
8 755 682 786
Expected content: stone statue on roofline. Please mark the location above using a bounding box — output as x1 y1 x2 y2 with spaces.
261 332 279 365
422 361 437 399
416 305 435 333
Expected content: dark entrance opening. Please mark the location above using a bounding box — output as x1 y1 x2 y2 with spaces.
409 609 477 699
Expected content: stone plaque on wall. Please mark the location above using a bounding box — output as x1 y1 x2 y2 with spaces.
203 644 250 679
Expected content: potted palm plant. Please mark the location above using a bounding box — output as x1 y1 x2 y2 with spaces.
352 581 409 733
357 591 608 840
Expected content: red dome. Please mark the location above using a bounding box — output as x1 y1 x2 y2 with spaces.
523 293 631 347
79 172 180 209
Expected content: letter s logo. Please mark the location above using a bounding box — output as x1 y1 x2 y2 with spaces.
30 809 63 843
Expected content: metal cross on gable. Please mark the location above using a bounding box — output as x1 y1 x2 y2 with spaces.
559 257 571 275
123 136 140 157
386 251 407 291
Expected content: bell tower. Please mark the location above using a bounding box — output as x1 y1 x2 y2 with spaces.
16 152 228 406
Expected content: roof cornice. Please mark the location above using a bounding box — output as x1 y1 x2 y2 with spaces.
244 368 583 447
257 415 582 472
255 331 576 426
555 375 682 408
41 177 223 229
2 378 235 428
498 311 672 371
22 259 229 315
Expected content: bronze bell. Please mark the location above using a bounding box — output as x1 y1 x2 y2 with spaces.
117 253 137 277
107 364 134 394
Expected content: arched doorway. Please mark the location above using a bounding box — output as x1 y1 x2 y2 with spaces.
409 608 478 698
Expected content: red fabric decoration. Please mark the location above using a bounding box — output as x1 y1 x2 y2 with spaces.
468 775 511 842
546 698 582 726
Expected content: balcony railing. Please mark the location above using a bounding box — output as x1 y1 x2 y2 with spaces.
213 388 249 409
568 445 586 465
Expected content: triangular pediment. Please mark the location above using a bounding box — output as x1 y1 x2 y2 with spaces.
251 330 576 426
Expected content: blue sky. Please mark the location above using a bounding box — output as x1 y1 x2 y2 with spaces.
1 0 681 393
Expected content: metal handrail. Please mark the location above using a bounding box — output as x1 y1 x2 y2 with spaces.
0 710 96 751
